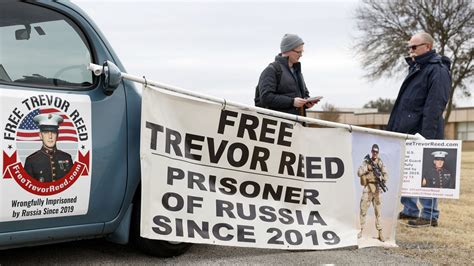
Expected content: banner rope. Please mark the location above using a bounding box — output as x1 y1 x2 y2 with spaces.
88 62 423 141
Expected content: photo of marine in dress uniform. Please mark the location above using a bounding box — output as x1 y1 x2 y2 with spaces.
422 151 455 189
24 113 73 182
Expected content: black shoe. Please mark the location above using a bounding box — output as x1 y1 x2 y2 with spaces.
398 212 418 220
408 218 438 227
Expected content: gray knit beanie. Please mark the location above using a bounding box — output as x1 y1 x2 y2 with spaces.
280 33 304 53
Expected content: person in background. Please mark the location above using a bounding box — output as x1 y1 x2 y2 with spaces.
255 33 318 116
386 32 451 227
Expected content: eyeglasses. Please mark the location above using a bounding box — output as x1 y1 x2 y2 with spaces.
292 49 304 55
371 150 379 154
406 43 427 51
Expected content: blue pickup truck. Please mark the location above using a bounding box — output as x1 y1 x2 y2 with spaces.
0 0 191 257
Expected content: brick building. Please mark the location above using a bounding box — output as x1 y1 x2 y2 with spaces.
308 107 474 150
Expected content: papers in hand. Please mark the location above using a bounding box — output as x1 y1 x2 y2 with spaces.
306 96 323 103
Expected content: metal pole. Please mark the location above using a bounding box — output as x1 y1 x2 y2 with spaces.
88 63 422 140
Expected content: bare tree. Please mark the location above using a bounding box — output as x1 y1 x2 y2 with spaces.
363 98 395 113
319 103 341 122
354 0 473 121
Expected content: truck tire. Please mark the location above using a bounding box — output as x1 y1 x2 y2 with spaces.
130 196 192 257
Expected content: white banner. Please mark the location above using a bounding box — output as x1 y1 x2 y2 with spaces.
402 140 462 199
140 86 358 250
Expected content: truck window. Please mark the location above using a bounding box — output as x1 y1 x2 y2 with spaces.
0 2 93 89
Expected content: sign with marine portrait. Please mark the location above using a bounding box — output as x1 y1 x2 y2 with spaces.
0 89 92 221
402 140 462 199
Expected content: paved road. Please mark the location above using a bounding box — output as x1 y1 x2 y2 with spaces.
0 238 428 264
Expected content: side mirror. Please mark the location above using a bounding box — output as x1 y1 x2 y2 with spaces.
15 24 31 40
15 29 29 40
102 60 122 95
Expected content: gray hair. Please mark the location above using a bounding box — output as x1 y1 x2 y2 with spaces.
416 32 434 45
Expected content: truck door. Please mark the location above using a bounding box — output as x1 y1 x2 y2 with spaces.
0 1 128 239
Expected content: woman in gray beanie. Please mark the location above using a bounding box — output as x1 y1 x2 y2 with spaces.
255 33 318 117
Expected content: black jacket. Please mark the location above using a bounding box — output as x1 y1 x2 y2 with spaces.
24 146 73 182
386 50 451 139
422 166 454 189
257 55 310 115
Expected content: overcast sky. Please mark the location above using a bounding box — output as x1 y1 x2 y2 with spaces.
73 0 472 109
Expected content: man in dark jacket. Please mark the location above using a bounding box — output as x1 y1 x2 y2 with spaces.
255 33 317 116
386 32 451 227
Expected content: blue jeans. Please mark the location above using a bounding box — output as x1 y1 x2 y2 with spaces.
401 196 439 220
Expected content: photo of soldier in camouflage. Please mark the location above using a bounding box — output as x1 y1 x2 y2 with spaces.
357 144 389 242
